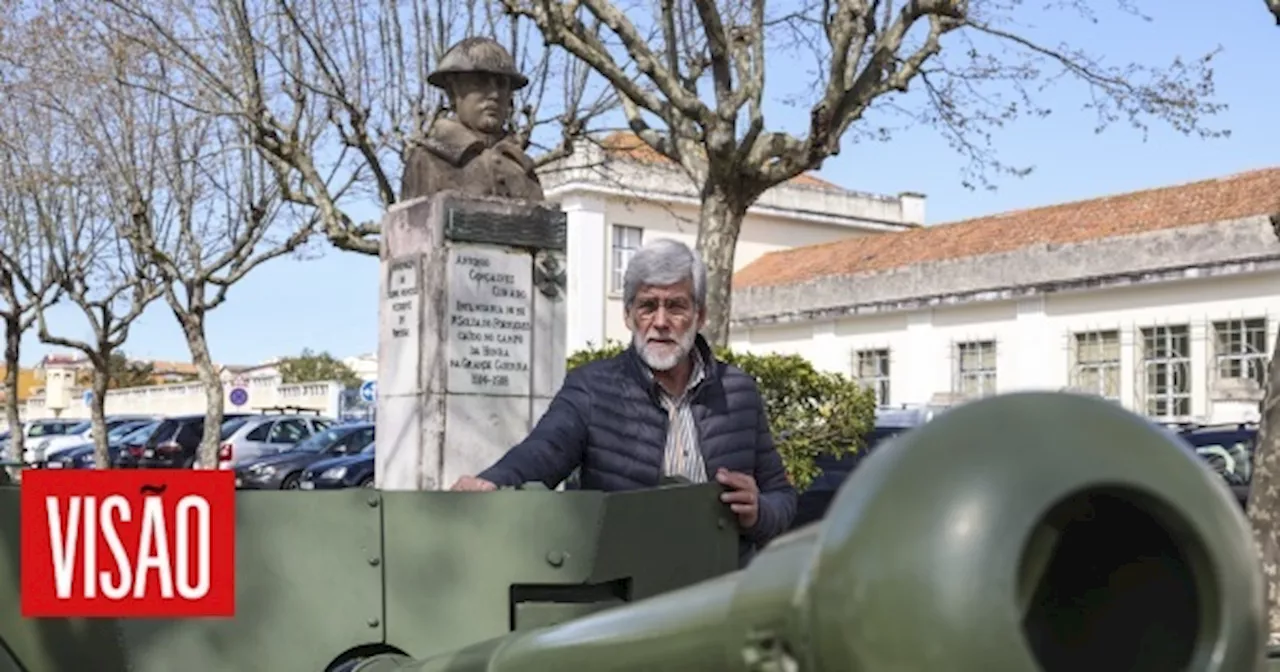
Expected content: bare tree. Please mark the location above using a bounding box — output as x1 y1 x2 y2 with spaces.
7 7 317 469
110 90 315 469
0 128 63 465
1247 211 1280 645
2 123 159 468
0 5 163 468
91 0 615 256
499 0 1227 344
1244 8 1279 643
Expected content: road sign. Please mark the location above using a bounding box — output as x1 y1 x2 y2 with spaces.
359 380 376 403
82 390 93 406
229 387 248 407
232 375 248 388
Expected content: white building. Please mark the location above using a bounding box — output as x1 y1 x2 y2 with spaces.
729 167 1280 424
541 133 925 352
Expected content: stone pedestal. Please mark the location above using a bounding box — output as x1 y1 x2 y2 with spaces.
375 192 567 490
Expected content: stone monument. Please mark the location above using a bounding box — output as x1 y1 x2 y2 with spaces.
375 38 567 490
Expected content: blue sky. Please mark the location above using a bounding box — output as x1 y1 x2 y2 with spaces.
17 1 1280 367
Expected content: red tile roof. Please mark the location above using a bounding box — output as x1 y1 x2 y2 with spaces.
597 132 845 191
734 167 1280 289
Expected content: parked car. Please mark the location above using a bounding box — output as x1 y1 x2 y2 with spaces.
3 419 82 463
789 405 951 530
47 442 117 470
216 414 335 468
136 413 254 469
115 421 161 468
46 421 160 470
1176 422 1256 508
235 422 374 490
32 416 156 465
298 441 376 490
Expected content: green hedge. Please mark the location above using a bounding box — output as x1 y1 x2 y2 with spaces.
567 340 877 490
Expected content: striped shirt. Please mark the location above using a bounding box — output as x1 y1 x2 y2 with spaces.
649 349 709 483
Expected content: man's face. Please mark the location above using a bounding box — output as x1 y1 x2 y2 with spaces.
626 279 705 372
449 72 513 135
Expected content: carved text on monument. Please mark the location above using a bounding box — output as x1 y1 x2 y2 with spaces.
385 258 420 340
446 245 533 395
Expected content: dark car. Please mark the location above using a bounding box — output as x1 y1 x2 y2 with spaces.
1177 422 1256 508
235 423 375 490
114 421 162 468
46 421 159 470
298 441 376 490
789 405 951 530
41 419 156 467
48 442 118 470
136 413 253 469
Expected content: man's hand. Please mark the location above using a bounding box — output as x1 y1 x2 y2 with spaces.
716 467 759 529
450 475 497 492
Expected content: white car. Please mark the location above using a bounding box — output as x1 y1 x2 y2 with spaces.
13 419 85 464
25 417 155 464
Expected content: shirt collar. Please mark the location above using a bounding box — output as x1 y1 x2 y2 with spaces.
645 346 705 401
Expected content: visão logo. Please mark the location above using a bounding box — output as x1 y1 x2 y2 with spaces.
20 469 235 618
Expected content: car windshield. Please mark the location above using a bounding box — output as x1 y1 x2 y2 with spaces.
27 423 59 437
122 422 159 443
66 421 92 434
291 428 344 453
360 441 376 455
219 417 252 440
107 422 144 439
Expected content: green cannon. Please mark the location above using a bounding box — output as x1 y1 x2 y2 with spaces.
0 392 1273 670
346 392 1268 671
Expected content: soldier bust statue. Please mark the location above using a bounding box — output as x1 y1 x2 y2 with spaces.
400 37 545 203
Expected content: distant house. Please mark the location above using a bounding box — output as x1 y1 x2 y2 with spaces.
730 167 1280 424
537 132 926 352
0 367 43 404
148 360 201 384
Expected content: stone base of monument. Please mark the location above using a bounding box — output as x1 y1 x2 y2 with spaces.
375 192 567 490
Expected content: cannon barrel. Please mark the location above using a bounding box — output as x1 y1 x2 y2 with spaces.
351 392 1266 671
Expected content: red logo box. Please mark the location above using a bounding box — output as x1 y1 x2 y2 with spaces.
20 468 236 618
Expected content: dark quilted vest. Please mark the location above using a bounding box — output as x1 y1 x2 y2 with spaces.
479 335 796 560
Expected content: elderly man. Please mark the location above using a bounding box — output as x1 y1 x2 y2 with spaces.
451 239 797 563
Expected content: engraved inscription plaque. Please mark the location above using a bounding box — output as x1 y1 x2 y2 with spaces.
380 255 422 397
446 244 534 395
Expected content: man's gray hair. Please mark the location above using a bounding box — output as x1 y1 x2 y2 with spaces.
623 238 707 310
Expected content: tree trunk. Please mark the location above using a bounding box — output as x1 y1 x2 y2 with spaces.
90 364 110 469
1248 322 1280 645
178 313 223 469
1247 215 1280 644
3 314 22 471
694 182 750 348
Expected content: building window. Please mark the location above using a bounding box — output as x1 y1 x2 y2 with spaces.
1071 330 1121 401
1140 325 1191 418
955 340 997 398
853 349 891 406
1212 318 1268 387
610 225 643 293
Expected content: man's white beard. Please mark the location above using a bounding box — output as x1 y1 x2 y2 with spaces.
634 327 697 372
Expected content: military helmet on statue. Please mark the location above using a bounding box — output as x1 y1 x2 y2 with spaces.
427 37 529 90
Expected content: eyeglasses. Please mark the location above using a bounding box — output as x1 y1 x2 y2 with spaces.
632 297 693 321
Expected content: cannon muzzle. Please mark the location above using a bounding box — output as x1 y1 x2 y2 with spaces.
351 392 1266 671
